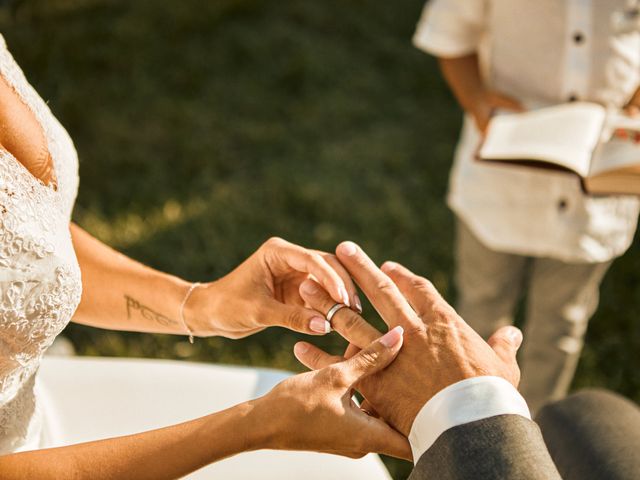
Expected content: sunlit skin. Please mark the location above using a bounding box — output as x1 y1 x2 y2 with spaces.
0 47 362 341
0 81 526 476
295 242 523 436
0 233 524 478
440 53 640 144
0 69 520 473
0 73 57 186
0 223 413 477
437 54 523 133
0 327 409 479
0 58 418 477
71 226 361 338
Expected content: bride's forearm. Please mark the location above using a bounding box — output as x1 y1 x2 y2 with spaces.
70 223 210 336
0 400 267 480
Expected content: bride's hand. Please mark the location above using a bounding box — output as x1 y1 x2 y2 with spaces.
184 237 361 339
250 326 411 460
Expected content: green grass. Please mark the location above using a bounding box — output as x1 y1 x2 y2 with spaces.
2 1 639 478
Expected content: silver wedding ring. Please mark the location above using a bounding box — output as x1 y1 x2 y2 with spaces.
325 303 348 324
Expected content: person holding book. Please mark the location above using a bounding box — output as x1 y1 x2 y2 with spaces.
478 102 640 195
412 0 640 412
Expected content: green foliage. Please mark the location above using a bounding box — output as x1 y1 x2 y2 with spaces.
1 1 638 477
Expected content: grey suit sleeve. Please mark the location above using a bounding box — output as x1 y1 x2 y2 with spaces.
408 414 561 480
536 389 640 480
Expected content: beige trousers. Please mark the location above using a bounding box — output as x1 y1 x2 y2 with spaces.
455 220 612 413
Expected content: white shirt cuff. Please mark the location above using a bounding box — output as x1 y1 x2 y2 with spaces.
408 376 531 464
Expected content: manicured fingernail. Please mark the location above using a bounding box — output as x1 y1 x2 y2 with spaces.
310 316 331 334
380 326 404 348
340 286 351 307
294 342 309 355
300 280 319 295
339 241 357 257
507 327 523 348
354 294 362 313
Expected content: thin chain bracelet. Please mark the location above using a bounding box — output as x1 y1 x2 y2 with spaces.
179 282 202 344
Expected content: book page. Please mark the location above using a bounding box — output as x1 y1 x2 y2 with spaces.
589 137 640 177
480 103 606 178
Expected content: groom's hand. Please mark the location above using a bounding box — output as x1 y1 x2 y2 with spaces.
296 241 522 436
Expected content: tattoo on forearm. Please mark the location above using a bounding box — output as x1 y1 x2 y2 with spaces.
125 295 178 327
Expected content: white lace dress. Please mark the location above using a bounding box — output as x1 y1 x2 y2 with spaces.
0 34 82 453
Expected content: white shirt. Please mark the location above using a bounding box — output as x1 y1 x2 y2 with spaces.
413 0 640 263
408 376 531 463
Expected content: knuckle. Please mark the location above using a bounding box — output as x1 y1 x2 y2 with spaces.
403 322 427 338
375 278 396 294
307 251 325 267
357 348 381 368
337 310 363 334
497 336 513 350
323 253 338 262
308 297 328 314
411 276 434 291
324 365 347 387
300 249 322 268
287 309 305 329
492 335 517 354
264 236 286 248
305 350 323 369
429 301 456 323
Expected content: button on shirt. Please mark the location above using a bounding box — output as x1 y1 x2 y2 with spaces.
414 0 640 263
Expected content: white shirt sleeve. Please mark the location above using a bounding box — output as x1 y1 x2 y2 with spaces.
412 0 487 57
408 376 531 464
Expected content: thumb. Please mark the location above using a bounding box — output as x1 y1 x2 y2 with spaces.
343 343 360 359
339 326 404 387
265 301 331 336
487 326 522 383
358 415 413 461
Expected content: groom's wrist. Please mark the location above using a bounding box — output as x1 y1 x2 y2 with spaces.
408 376 531 463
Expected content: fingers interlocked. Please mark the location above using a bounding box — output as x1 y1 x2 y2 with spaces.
296 325 405 388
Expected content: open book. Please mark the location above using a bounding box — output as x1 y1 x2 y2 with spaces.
479 102 640 195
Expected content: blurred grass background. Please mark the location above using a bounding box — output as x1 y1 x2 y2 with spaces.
1 0 639 478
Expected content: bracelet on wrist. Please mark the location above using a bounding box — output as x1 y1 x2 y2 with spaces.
179 282 201 343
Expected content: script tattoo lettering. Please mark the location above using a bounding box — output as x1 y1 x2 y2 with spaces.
125 295 177 327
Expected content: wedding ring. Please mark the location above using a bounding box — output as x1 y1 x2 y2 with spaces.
325 303 348 324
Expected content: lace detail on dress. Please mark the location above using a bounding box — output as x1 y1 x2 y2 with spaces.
0 35 79 219
0 35 82 453
0 374 36 453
